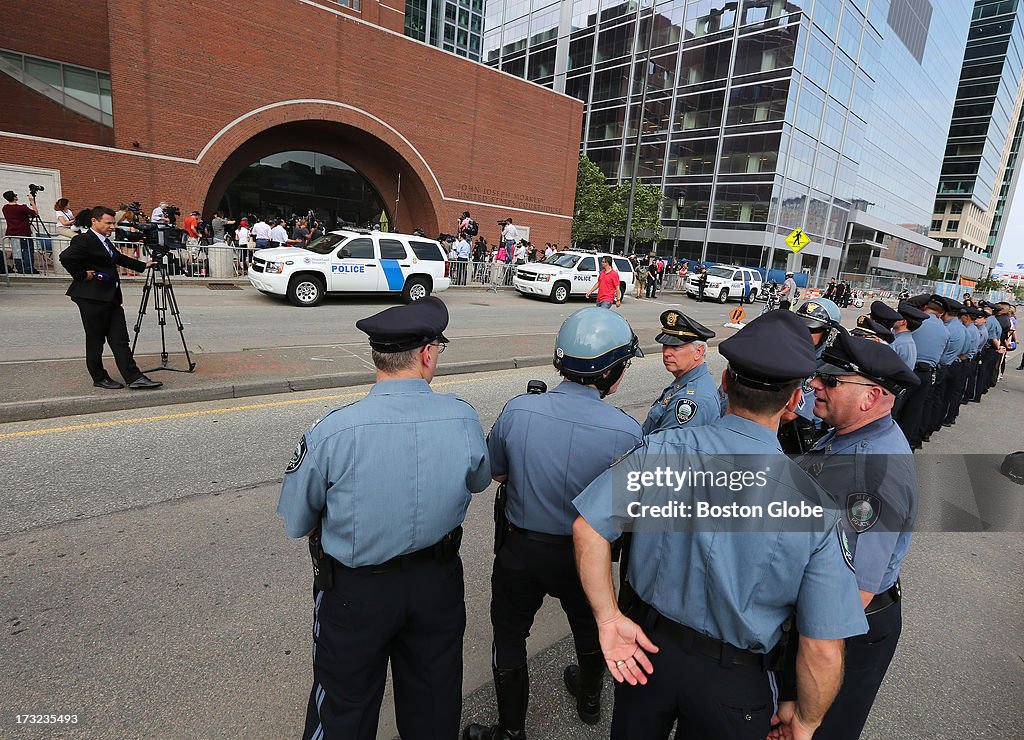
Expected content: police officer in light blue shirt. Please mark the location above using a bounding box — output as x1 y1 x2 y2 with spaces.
975 302 1006 399
800 332 920 740
572 311 867 740
465 308 644 740
921 295 958 439
899 294 947 449
964 308 988 401
276 296 489 740
775 298 842 454
937 298 971 428
642 310 720 435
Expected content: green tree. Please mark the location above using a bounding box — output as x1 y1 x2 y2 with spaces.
925 264 943 281
974 272 1004 292
572 155 612 244
606 182 666 252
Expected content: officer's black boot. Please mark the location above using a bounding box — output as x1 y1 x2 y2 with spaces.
463 666 529 740
563 651 605 725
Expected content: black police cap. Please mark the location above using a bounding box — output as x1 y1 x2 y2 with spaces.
897 301 929 323
355 296 450 353
927 294 951 312
820 332 920 396
719 311 816 390
945 297 964 313
852 315 895 343
869 301 902 328
655 310 715 346
905 293 931 309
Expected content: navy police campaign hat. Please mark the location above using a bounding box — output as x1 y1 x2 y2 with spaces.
820 332 920 396
852 315 895 343
355 296 450 353
869 300 902 328
719 310 816 390
656 310 715 346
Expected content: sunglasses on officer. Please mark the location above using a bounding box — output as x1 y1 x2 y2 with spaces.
815 372 879 389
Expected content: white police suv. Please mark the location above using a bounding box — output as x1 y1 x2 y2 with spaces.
512 250 635 304
248 229 451 306
686 264 763 303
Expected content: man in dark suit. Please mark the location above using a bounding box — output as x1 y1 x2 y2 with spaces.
60 205 163 390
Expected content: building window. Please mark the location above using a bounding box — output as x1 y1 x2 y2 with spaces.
0 48 112 125
946 220 960 231
930 219 942 231
950 201 963 214
333 0 360 9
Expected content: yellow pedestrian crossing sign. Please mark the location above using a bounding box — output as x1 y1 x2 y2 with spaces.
786 229 810 253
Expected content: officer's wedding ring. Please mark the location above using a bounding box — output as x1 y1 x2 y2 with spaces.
615 660 625 666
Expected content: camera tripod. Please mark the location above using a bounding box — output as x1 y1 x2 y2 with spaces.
130 256 197 373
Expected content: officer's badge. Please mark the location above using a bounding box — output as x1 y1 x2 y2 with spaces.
556 347 564 358
846 492 881 533
285 436 308 474
837 525 855 572
666 312 678 326
686 389 695 394
675 398 698 424
806 303 819 313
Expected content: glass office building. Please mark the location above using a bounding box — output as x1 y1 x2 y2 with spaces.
930 0 1024 282
406 0 485 61
485 0 972 280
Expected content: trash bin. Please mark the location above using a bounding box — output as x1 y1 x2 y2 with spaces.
208 243 234 278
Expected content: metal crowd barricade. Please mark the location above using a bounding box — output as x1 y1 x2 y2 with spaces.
443 259 517 289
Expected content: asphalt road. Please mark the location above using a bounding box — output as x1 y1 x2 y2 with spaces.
0 281 717 363
1 316 1022 738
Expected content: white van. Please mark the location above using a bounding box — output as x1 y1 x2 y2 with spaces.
248 230 451 306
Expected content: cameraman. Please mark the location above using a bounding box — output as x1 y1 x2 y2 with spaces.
151 202 169 224
3 189 39 273
59 206 162 390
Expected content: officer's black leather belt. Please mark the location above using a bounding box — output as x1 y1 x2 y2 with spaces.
914 362 935 372
338 526 463 574
621 582 771 669
865 579 901 616
508 522 573 545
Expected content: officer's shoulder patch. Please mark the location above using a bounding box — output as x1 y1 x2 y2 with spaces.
846 492 881 533
285 435 308 474
675 398 698 424
837 525 855 572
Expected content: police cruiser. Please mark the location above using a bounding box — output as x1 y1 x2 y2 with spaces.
512 250 635 304
248 229 451 306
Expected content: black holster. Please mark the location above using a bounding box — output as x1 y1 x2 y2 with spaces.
493 482 510 555
438 525 463 563
308 529 335 591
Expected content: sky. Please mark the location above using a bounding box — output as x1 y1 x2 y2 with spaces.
996 185 1024 271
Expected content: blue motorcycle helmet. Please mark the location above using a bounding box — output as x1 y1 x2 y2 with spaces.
553 308 643 396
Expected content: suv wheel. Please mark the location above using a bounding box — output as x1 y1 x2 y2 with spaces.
718 288 729 304
550 281 570 304
288 275 325 307
402 276 431 303
748 288 758 303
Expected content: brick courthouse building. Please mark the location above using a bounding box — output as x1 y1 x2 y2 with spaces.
0 0 582 242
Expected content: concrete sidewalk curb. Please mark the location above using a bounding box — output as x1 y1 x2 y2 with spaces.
0 347 667 425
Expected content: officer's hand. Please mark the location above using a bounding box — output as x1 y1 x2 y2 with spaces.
85 270 95 281
597 612 658 686
768 701 816 740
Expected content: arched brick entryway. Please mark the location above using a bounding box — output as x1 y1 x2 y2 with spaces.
188 101 444 236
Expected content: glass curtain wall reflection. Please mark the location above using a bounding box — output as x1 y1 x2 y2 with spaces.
484 0 971 277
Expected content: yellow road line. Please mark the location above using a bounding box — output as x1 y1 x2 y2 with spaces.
0 374 516 440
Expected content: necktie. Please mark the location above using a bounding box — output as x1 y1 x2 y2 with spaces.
102 237 113 258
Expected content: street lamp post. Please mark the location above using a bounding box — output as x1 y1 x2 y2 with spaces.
672 192 685 260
